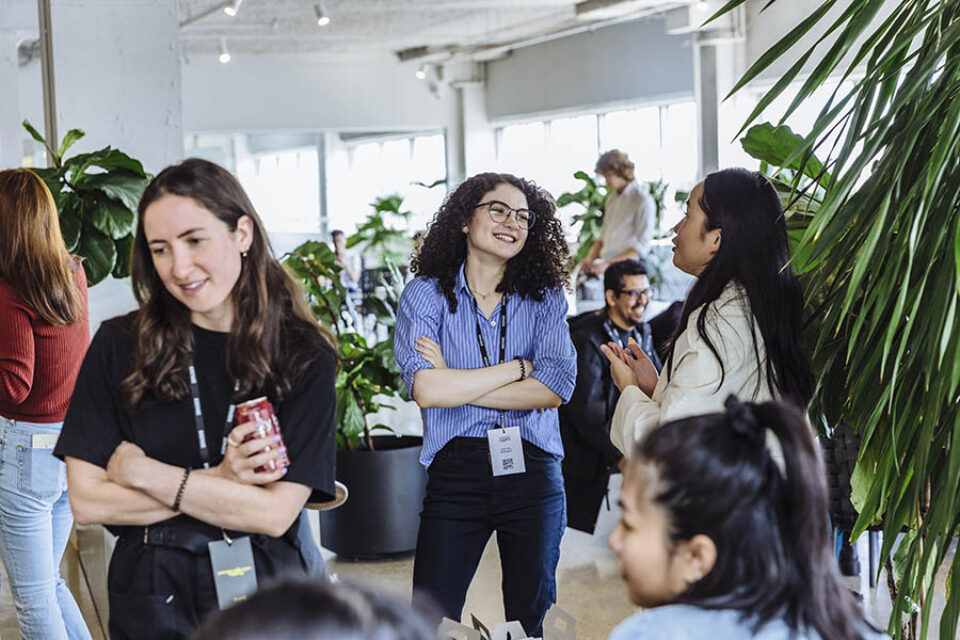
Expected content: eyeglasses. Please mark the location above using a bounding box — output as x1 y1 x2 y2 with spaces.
619 288 652 301
476 201 536 230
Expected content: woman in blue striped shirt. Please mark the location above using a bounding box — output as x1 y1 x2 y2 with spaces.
395 172 576 635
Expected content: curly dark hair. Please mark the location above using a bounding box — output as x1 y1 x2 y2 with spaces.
410 172 570 313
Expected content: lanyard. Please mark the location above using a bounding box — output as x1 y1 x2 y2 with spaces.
188 364 239 469
470 284 508 429
602 319 639 349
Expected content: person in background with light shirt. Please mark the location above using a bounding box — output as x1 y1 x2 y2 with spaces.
395 172 576 636
579 150 655 278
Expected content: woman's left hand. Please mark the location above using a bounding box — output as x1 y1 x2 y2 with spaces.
600 343 639 392
106 441 147 487
415 336 447 369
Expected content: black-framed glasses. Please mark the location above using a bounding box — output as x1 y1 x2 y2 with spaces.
476 200 536 230
619 287 652 301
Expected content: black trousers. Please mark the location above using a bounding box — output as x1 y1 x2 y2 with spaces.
108 522 305 640
412 437 566 636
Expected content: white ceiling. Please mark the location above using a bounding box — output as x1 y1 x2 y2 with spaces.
178 0 686 58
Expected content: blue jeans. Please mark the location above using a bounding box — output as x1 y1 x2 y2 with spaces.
297 508 327 579
412 437 566 636
0 417 91 640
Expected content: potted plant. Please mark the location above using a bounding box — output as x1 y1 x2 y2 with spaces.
283 240 427 559
557 171 610 264
716 1 960 636
23 121 150 285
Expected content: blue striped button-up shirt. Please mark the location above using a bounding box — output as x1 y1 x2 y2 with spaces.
395 263 577 467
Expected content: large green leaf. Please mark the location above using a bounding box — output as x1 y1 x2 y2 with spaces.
112 234 134 279
740 123 828 184
87 194 137 240
22 120 57 164
57 128 85 158
65 146 148 179
59 194 82 253
77 224 117 286
74 169 149 211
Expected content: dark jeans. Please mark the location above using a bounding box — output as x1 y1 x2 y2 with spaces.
413 437 566 636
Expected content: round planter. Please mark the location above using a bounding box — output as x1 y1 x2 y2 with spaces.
319 435 427 559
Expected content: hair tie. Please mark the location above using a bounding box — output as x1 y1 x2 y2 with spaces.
724 395 787 478
724 395 763 446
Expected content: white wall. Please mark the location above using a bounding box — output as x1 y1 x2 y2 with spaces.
181 52 456 133
485 16 695 123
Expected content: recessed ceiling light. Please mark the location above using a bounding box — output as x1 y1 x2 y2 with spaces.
218 38 231 64
315 3 330 26
223 0 243 17
696 1 710 12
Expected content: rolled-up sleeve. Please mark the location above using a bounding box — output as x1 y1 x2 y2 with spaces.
394 277 441 399
529 289 577 403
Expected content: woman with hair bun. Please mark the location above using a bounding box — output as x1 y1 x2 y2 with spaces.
55 158 338 639
395 172 577 635
608 397 884 640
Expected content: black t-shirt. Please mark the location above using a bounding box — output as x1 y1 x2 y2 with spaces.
55 312 337 538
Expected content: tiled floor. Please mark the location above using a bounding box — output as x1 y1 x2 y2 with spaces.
0 474 953 639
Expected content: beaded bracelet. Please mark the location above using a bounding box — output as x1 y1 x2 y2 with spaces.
172 467 191 512
515 355 526 381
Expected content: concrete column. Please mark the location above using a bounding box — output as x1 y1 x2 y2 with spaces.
460 81 495 176
0 32 24 169
445 85 467 188
694 38 720 177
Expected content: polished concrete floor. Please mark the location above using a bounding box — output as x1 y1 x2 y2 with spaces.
0 474 953 639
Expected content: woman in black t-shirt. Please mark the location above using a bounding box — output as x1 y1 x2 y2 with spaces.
55 159 337 639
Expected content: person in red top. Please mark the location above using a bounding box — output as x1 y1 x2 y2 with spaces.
0 168 92 640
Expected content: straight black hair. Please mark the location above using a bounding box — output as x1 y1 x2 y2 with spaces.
603 257 649 295
632 397 877 640
666 168 814 408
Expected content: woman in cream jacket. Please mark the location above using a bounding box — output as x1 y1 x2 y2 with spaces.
603 168 813 455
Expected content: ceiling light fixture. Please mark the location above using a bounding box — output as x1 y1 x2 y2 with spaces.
695 1 710 12
223 0 243 17
314 3 330 26
416 64 427 80
218 38 231 64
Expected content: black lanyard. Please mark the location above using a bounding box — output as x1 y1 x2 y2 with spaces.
603 319 639 349
469 283 508 429
188 364 238 469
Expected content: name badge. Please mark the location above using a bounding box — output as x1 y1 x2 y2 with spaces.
31 433 59 449
487 426 525 477
208 536 258 609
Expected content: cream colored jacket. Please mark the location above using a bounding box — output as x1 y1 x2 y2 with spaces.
610 281 775 455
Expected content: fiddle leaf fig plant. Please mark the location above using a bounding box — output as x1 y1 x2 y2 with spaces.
557 170 610 263
24 120 150 286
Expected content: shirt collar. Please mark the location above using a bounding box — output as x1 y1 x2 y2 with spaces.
455 262 471 297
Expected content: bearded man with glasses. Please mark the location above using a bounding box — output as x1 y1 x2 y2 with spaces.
559 258 661 533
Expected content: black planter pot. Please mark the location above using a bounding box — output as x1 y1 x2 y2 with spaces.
319 435 427 560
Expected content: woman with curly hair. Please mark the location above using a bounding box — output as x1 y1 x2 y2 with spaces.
395 172 576 635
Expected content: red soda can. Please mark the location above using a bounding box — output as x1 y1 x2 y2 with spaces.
235 396 290 472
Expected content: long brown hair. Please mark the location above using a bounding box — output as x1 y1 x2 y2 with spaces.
0 169 83 325
119 158 334 409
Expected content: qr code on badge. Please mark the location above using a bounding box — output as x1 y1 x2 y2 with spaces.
503 458 514 470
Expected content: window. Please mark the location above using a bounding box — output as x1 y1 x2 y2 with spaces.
236 149 321 233
325 132 447 236
494 101 699 233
